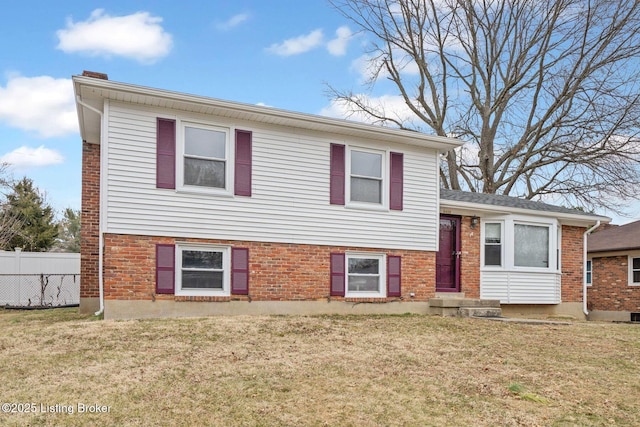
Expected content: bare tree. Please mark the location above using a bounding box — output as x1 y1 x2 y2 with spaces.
329 0 640 212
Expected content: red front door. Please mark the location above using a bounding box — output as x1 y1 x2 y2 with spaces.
436 215 461 292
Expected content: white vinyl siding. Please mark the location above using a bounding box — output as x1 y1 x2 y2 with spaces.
481 270 561 304
103 102 439 251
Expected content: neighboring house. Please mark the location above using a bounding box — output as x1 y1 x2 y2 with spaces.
587 221 640 321
73 71 609 320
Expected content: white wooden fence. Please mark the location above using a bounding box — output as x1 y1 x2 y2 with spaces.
0 249 80 307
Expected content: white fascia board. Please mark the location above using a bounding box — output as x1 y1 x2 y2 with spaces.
71 75 463 151
440 199 611 226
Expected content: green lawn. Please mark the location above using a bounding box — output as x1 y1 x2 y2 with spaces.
0 308 639 426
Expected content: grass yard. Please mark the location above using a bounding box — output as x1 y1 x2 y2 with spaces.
0 308 639 426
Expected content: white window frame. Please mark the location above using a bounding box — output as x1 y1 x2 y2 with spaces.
346 146 388 210
345 252 387 298
586 258 592 286
513 221 554 270
628 255 640 286
480 216 559 272
175 244 231 296
482 221 504 268
177 120 232 195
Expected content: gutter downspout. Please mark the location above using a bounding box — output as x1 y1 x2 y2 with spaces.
583 221 601 318
76 96 105 317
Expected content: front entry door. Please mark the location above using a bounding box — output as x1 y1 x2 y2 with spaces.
436 215 461 292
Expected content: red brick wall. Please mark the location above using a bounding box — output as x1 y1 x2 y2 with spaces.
460 216 480 298
588 255 640 312
80 141 100 299
561 225 585 303
103 234 436 303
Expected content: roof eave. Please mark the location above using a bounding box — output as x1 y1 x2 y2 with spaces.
440 199 611 225
72 75 463 151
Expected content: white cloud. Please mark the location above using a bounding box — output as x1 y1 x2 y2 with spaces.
1 146 64 168
0 75 77 138
319 94 417 126
327 26 353 56
56 9 173 63
266 29 324 56
216 13 249 31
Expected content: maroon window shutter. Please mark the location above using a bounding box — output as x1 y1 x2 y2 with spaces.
231 248 249 295
330 253 346 296
157 118 176 189
387 255 401 297
390 152 404 210
156 244 175 294
330 144 345 205
235 130 252 196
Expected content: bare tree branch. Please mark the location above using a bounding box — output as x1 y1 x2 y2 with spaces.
329 0 640 213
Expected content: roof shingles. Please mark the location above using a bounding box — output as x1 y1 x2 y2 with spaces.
588 220 640 253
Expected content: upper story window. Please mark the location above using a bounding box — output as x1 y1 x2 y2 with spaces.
484 223 502 266
183 125 228 189
349 148 385 205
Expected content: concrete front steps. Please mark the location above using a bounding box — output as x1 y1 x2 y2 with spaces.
429 292 502 318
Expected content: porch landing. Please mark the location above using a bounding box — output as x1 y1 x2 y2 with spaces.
429 293 502 318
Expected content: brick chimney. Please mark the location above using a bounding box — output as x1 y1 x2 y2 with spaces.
82 70 108 80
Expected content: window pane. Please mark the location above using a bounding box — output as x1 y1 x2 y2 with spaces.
348 276 380 292
485 245 501 266
514 224 549 268
633 258 640 270
351 177 381 203
185 127 226 158
485 223 501 243
349 258 379 274
351 151 382 177
182 271 223 289
586 272 592 284
634 270 640 284
182 251 222 269
184 158 225 188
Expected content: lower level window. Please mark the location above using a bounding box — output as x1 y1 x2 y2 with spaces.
346 253 386 298
631 257 640 285
177 245 230 296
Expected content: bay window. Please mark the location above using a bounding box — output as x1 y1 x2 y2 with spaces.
484 223 502 266
514 224 550 268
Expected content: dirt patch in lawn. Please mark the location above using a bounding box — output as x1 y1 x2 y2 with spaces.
0 308 639 426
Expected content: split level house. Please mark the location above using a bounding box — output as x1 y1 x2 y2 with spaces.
587 220 640 321
74 71 610 320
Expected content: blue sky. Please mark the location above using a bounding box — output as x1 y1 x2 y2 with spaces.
0 1 637 224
